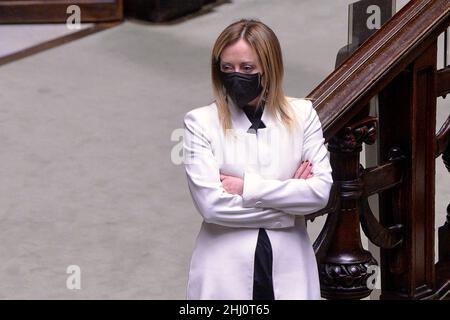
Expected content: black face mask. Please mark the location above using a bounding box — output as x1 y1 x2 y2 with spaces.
219 71 263 108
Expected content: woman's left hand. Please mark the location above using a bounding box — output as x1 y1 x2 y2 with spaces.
220 172 244 195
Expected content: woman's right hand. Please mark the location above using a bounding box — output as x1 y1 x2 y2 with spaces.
293 160 314 179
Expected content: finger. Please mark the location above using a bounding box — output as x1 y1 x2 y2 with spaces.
294 161 308 179
300 162 313 179
297 160 310 178
293 164 303 179
293 166 301 179
294 161 309 178
220 174 226 181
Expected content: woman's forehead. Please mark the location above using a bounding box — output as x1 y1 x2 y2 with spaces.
220 39 258 63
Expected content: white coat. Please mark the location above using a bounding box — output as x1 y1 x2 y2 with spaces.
182 96 333 300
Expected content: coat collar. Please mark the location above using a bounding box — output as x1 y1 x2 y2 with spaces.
227 96 274 132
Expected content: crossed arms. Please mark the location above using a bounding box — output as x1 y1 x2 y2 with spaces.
182 101 333 229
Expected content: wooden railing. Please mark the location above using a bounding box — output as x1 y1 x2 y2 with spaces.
304 0 450 299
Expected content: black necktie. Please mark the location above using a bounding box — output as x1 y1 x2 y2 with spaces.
242 104 266 134
241 104 274 299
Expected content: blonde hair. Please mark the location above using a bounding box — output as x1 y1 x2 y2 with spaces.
211 18 297 136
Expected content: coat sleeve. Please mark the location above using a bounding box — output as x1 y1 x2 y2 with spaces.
183 110 296 228
241 100 333 215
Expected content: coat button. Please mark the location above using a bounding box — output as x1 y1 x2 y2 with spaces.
255 201 262 206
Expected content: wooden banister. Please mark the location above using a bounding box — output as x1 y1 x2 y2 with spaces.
305 0 450 300
308 0 449 141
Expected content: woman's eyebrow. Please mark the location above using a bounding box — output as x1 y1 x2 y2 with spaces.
220 60 255 65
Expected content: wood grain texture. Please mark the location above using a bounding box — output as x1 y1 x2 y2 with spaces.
305 0 450 299
307 0 450 142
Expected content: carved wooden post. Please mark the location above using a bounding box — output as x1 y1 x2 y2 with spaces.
317 106 378 299
378 41 438 299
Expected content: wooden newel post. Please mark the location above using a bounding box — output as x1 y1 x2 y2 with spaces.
317 106 378 299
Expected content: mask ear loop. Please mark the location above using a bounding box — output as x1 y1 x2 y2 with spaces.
218 68 228 100
216 59 227 97
221 82 229 102
254 76 266 110
259 73 268 104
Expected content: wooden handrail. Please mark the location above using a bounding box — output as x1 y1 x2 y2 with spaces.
307 0 450 141
306 0 450 300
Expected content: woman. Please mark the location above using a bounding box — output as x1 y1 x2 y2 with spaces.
183 19 333 300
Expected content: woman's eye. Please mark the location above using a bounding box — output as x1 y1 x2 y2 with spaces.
243 65 254 72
